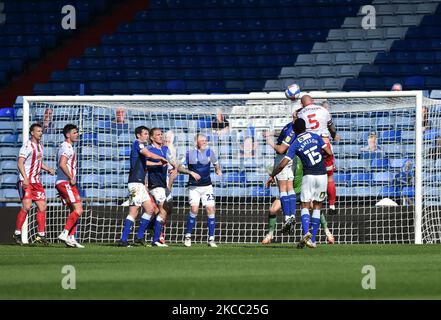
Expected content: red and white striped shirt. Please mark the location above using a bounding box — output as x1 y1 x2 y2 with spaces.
56 141 77 184
18 140 44 183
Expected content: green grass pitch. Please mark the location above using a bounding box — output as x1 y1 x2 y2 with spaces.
1 243 440 299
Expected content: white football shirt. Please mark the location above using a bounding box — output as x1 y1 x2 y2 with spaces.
296 104 333 137
18 140 44 183
56 141 77 184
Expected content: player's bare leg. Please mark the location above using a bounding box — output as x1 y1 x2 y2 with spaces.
34 200 49 246
262 199 280 244
14 198 32 245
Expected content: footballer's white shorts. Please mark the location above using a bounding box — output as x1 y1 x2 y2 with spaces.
189 185 215 207
128 183 151 206
300 174 327 203
150 187 167 205
274 154 294 181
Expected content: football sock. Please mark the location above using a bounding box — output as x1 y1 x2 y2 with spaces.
320 213 328 230
153 216 164 243
268 214 277 235
36 211 46 236
287 190 297 217
121 215 135 242
328 179 337 206
65 211 80 233
301 208 310 236
185 212 197 236
207 214 216 238
15 209 28 233
311 210 321 243
137 213 152 239
280 192 290 217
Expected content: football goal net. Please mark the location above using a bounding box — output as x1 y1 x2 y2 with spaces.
20 91 441 244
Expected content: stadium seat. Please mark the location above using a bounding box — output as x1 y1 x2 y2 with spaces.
1 147 19 160
0 134 18 146
0 121 16 134
351 173 372 187
371 158 390 171
333 173 351 187
401 186 415 198
379 186 400 198
0 160 17 173
0 108 15 120
372 172 394 186
81 174 102 188
380 130 402 143
424 128 440 141
0 174 18 188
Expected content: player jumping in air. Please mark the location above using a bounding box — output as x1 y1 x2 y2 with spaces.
56 124 86 248
267 118 332 249
14 123 55 245
181 133 222 247
262 111 298 242
297 95 339 216
118 126 168 247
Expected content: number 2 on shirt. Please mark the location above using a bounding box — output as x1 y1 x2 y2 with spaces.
307 114 319 130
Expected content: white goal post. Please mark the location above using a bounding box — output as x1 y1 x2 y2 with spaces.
20 90 440 245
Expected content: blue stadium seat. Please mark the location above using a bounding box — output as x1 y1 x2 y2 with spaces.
0 174 18 188
81 133 98 146
401 131 415 143
2 147 19 160
383 144 402 157
0 134 18 146
424 128 440 141
371 158 390 171
0 108 15 120
351 173 372 187
0 121 16 134
379 186 400 198
359 151 383 160
333 173 351 186
372 172 394 186
347 159 371 172
401 186 415 198
81 174 102 188
0 160 17 173
224 171 246 184
380 130 401 143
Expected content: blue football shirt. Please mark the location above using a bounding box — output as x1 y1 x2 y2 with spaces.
128 140 148 184
146 145 171 189
276 121 296 152
285 132 327 175
182 148 218 187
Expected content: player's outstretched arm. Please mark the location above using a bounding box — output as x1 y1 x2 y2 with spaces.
266 158 290 187
323 145 333 157
141 148 168 164
41 162 55 175
263 131 289 154
177 164 201 181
